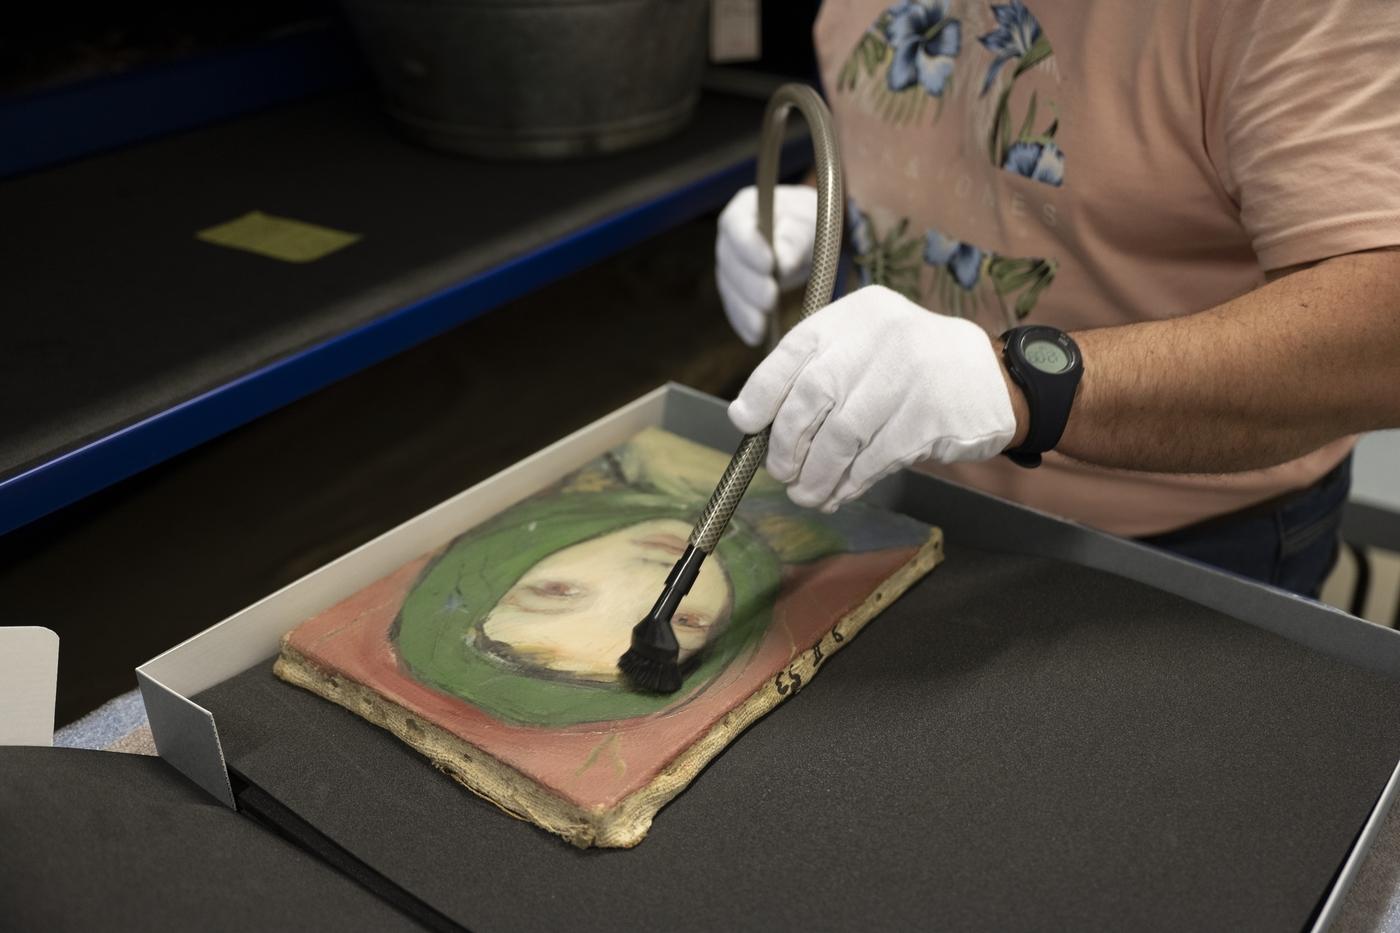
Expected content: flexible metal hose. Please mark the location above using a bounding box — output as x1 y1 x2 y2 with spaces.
687 84 844 553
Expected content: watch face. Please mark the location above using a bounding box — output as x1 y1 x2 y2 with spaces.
1024 339 1072 374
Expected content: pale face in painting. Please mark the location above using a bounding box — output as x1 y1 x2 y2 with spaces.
478 519 734 683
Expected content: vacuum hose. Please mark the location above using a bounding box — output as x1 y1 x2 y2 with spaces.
687 83 845 554
617 84 844 693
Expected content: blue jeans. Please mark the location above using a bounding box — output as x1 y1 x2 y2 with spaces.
1139 457 1351 599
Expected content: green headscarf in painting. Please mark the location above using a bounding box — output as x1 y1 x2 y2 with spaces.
390 429 922 727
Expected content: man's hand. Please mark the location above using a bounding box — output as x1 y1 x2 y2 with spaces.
715 185 819 347
729 285 1018 512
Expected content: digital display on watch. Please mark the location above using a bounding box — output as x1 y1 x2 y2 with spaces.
1024 339 1071 374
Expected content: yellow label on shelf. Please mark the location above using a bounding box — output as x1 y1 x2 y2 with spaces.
196 210 361 263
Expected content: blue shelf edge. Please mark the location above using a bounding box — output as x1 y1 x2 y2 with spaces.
0 136 811 537
0 26 361 180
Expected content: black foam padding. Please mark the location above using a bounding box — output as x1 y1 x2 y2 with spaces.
195 545 1400 932
0 746 422 932
0 90 770 480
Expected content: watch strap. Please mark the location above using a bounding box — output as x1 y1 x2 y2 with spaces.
1001 326 1082 468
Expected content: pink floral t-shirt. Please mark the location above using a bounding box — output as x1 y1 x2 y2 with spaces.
814 0 1400 536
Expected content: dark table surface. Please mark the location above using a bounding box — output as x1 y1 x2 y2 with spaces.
0 746 422 932
195 543 1400 933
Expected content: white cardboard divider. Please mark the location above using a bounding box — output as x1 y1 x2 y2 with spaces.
0 626 59 746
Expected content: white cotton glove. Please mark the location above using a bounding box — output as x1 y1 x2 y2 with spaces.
729 285 1018 512
715 184 819 347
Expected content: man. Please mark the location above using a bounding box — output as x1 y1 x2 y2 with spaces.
715 0 1400 597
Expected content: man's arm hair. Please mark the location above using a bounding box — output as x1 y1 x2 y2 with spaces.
1039 248 1400 474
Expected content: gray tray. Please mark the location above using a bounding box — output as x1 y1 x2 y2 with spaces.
140 384 1400 932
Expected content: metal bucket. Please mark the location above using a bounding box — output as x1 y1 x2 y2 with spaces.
341 0 710 159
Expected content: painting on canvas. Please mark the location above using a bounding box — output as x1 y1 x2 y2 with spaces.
276 427 941 847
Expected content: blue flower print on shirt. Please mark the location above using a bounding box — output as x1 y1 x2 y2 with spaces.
846 203 1058 326
837 1 963 122
924 229 983 290
848 200 876 260
1002 139 1064 187
925 225 1058 327
976 0 1046 96
883 1 962 97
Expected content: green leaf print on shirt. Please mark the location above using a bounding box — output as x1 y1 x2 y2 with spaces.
986 254 1057 321
849 205 924 300
838 28 888 91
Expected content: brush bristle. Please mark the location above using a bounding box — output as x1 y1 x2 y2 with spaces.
618 641 683 694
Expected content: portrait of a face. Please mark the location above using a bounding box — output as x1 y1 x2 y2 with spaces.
369 428 934 728
478 518 733 682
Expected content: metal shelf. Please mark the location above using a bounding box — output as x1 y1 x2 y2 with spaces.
0 84 808 536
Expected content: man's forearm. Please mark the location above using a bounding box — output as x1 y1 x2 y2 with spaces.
1001 249 1400 474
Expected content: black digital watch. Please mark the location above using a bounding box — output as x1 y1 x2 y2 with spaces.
1000 325 1084 468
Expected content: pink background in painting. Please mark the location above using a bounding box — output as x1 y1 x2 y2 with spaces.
286 544 916 812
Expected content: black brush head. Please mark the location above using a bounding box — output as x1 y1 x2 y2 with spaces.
618 628 683 694
618 544 708 694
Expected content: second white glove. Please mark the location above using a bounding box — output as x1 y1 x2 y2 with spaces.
715 184 819 347
729 285 1018 512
